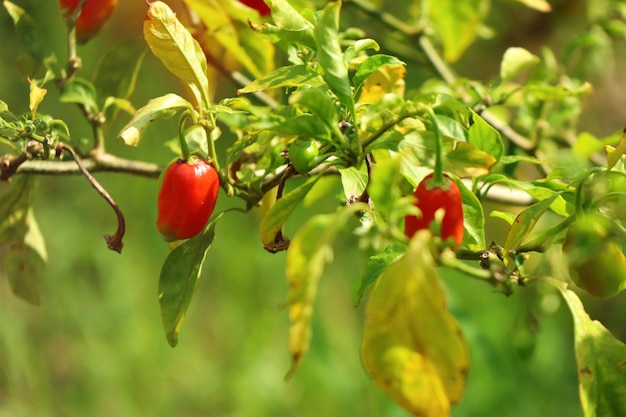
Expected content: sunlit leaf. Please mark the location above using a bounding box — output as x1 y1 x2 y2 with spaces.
468 110 504 163
338 165 368 202
606 130 626 170
260 175 320 248
285 203 369 378
353 55 405 94
266 0 315 48
314 1 355 116
362 230 469 417
500 47 540 81
118 93 194 146
454 177 485 250
183 0 273 79
158 214 223 347
144 1 210 108
343 38 380 66
356 61 407 104
445 142 497 178
28 78 46 119
559 287 626 417
514 0 551 12
238 65 325 94
429 0 489 62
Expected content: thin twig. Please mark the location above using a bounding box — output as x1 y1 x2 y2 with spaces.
58 144 126 253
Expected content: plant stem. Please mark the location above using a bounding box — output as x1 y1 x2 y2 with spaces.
58 144 125 253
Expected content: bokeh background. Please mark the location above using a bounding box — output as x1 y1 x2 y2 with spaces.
1 1 626 416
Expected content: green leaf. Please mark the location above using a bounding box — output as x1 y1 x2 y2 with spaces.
455 178 486 250
275 114 331 141
0 176 36 245
500 47 540 81
158 214 222 347
238 65 325 94
118 93 194 146
93 39 147 102
343 38 380 66
260 176 320 248
429 0 489 62
0 176 46 305
338 165 368 202
291 88 339 132
445 142 497 178
503 194 558 263
352 54 405 93
468 110 504 163
5 210 47 305
4 0 45 73
559 287 626 417
144 1 210 108
285 203 369 377
362 230 469 417
59 77 99 115
314 1 355 117
267 0 316 49
355 244 405 305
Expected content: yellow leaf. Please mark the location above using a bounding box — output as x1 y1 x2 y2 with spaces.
606 129 626 170
28 78 46 118
362 230 469 417
357 64 406 104
144 1 210 108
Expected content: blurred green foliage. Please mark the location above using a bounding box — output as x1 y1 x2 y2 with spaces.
1 1 626 416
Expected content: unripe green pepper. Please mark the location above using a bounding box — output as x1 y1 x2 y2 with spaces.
562 214 626 298
156 157 220 241
288 138 319 174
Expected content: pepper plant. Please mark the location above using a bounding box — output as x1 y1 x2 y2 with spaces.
2 0 626 416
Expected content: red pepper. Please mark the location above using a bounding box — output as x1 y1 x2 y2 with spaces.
238 0 271 16
157 157 220 241
404 173 464 247
58 0 118 44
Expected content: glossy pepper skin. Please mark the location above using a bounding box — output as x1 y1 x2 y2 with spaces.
238 0 271 16
157 157 220 241
59 0 118 44
288 138 319 174
404 173 464 247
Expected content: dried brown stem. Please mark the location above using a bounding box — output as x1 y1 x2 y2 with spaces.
58 144 125 253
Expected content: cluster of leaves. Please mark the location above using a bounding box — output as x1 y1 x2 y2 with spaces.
3 0 626 416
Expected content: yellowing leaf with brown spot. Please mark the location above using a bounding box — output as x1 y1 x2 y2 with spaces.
357 64 406 104
362 230 469 417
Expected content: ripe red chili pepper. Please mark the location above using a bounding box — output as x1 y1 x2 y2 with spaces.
404 172 464 247
157 157 220 241
58 0 118 44
238 0 271 16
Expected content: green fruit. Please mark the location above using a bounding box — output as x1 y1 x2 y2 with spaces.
562 215 626 298
288 138 319 174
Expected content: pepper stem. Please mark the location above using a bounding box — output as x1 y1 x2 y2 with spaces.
177 111 192 161
424 106 446 187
